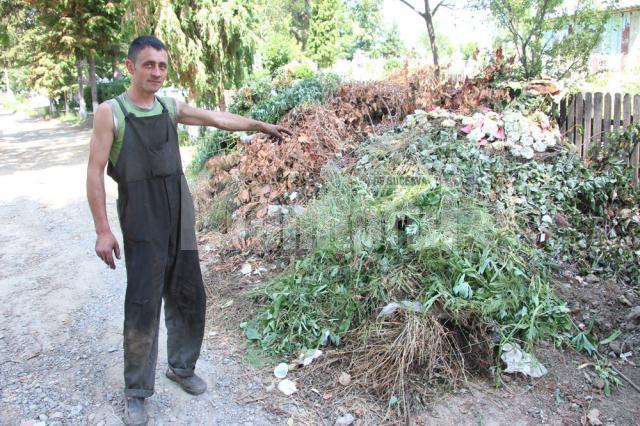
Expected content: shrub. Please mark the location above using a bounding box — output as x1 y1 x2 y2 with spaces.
83 78 130 111
263 33 301 74
250 73 341 124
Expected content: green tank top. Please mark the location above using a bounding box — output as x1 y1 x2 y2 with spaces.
107 93 178 165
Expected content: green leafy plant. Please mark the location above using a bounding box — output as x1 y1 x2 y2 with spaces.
83 78 130 111
229 73 340 124
262 32 300 74
357 127 640 284
249 73 340 124
251 171 571 355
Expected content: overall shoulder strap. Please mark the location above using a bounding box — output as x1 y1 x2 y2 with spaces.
156 96 169 113
114 96 134 118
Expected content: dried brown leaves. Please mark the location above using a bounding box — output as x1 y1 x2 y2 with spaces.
233 105 347 219
328 82 414 138
391 47 516 114
206 81 413 221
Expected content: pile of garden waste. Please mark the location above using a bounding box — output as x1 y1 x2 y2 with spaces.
192 57 640 416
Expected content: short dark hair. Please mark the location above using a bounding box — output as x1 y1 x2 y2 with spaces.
127 36 167 61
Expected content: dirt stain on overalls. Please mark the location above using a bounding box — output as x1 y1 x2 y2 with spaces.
108 96 206 398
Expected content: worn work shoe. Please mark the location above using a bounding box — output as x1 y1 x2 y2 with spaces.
165 368 207 395
124 397 148 426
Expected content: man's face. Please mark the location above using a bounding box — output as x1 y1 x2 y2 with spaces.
126 47 169 94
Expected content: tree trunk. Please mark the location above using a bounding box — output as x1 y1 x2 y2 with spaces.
112 44 119 79
65 90 70 115
76 57 87 119
217 79 226 111
423 0 440 80
88 53 99 113
3 63 11 95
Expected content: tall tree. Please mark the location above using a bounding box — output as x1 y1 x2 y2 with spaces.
419 31 454 60
377 22 406 59
130 0 257 108
397 0 452 79
351 0 384 54
0 0 35 95
476 0 612 79
289 0 313 49
306 0 340 68
31 47 77 111
336 0 390 59
28 0 125 114
252 0 303 73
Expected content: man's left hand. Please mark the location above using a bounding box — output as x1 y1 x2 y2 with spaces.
259 123 293 141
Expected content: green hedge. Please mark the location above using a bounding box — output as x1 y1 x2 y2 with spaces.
83 79 130 111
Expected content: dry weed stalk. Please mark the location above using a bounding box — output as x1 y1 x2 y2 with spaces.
348 311 466 414
331 308 493 419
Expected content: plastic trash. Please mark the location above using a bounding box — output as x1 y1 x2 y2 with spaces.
297 349 322 367
377 300 424 319
501 343 548 378
240 263 252 275
335 413 355 426
274 363 288 379
277 379 297 396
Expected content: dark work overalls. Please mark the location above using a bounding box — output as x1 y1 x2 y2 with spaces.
108 97 206 398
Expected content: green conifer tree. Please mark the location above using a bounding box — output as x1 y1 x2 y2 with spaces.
306 0 340 68
136 0 257 108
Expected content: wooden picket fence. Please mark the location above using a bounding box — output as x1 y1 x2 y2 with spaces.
559 92 640 183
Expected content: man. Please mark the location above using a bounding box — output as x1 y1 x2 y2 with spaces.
86 36 291 425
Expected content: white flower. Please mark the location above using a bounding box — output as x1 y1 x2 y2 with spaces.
441 118 456 128
462 116 475 125
472 112 484 121
531 127 544 142
520 135 534 146
545 130 559 146
503 114 518 123
468 127 485 143
521 146 534 159
427 107 449 119
518 117 529 129
510 146 522 157
482 119 499 137
507 131 521 143
420 121 433 131
533 141 547 152
454 114 467 122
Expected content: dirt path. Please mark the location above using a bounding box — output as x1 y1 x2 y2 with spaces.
0 113 283 426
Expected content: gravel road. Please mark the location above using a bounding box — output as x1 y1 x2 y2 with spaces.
0 113 283 426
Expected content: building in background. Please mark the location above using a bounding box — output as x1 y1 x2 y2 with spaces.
591 1 639 73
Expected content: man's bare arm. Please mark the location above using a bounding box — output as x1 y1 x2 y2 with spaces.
176 101 292 140
86 102 121 269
